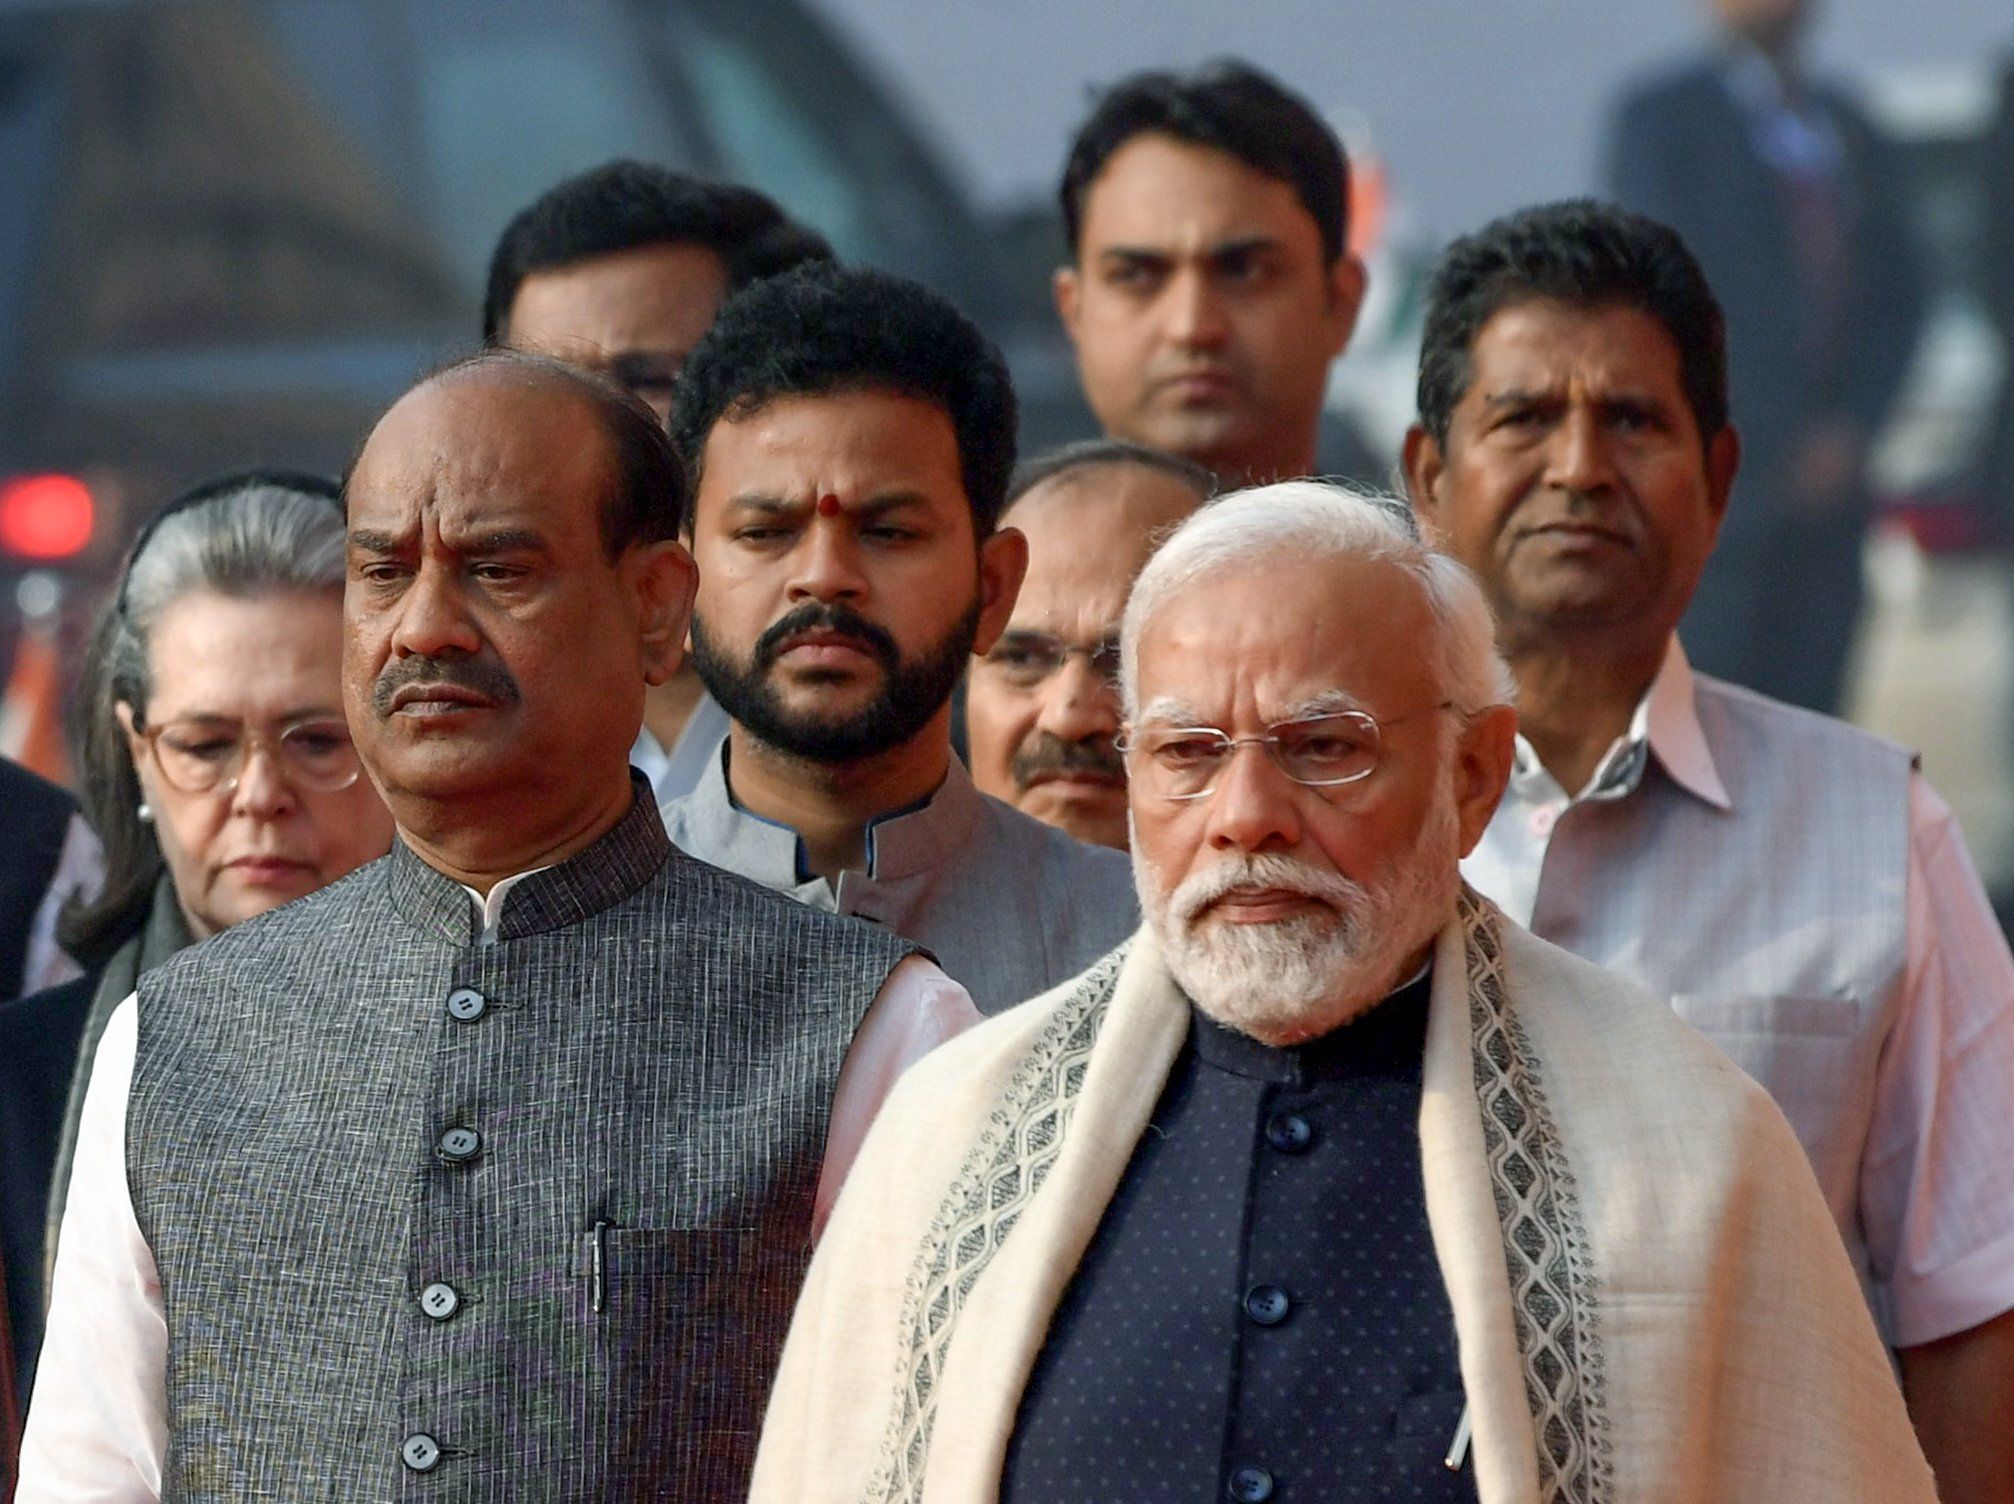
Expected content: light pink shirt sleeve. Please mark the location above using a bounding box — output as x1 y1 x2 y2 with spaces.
1861 776 2014 1346
813 957 981 1236
16 996 165 1503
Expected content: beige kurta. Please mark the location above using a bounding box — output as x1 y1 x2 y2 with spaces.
752 892 1936 1504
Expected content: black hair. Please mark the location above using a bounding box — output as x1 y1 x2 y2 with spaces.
353 349 688 554
482 160 835 343
1416 199 1729 447
1059 60 1350 265
1005 438 1216 510
670 263 1017 534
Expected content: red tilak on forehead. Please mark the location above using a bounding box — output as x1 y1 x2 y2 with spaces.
816 493 842 517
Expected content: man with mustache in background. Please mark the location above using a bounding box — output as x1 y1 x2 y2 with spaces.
20 351 976 1501
662 264 1138 1015
964 439 1212 850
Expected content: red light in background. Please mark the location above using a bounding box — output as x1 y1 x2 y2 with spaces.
0 474 95 560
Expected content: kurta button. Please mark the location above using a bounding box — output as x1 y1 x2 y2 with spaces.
438 1127 481 1162
1264 1112 1312 1153
420 1282 460 1321
1244 1283 1291 1325
401 1432 441 1472
446 987 487 1022
1227 1464 1273 1501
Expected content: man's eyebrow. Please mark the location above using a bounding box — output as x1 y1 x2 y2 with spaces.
1480 386 1557 410
347 528 407 554
1205 235 1281 261
1135 695 1210 726
464 528 549 554
722 493 802 516
1280 688 1370 721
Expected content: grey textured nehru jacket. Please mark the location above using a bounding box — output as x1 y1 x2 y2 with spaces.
126 784 916 1500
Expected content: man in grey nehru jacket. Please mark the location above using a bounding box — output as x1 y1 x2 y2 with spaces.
19 351 975 1501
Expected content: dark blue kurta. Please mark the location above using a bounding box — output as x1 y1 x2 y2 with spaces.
1001 970 1476 1503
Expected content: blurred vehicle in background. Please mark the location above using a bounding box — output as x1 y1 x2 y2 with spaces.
0 0 1085 769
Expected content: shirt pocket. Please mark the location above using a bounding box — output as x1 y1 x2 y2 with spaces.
577 1225 810 1490
1390 1389 1477 1499
1668 991 1872 1182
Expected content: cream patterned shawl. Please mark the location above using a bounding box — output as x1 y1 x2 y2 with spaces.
752 892 1935 1504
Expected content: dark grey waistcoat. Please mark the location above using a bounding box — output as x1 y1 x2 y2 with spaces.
128 788 916 1501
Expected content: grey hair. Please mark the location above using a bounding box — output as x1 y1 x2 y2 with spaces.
1118 479 1514 719
112 483 346 713
61 475 346 964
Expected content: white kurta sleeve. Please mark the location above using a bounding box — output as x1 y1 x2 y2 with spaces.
813 957 980 1234
16 995 166 1503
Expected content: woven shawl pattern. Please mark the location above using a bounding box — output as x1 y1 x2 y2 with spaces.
1461 892 1613 1504
868 945 1128 1503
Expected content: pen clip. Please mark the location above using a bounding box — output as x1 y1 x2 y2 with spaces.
591 1219 610 1315
1443 1402 1473 1473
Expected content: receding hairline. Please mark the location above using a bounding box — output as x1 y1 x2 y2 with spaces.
1002 456 1209 527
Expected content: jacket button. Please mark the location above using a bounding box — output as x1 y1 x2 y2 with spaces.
419 1282 461 1321
1243 1284 1291 1326
446 987 487 1022
437 1127 482 1162
1227 1464 1273 1501
401 1432 441 1472
1264 1112 1312 1153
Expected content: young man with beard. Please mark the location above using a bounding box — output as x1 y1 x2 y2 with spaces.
965 440 1212 851
749 482 1936 1504
662 264 1137 1015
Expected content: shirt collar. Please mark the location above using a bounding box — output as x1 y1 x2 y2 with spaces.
680 737 987 888
386 770 671 946
1509 637 1731 812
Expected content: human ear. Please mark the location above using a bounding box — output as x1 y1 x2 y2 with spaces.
1401 425 1448 541
972 526 1029 657
628 539 698 687
1452 702 1518 856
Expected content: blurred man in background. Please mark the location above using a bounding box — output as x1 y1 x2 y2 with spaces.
486 160 834 803
664 265 1137 1016
1055 61 1365 487
964 439 1211 849
1405 199 2014 1504
1605 0 1924 714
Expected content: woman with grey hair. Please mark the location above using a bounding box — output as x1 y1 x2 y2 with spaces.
0 472 393 1416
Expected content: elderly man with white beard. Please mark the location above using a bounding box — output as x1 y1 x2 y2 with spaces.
748 482 1936 1504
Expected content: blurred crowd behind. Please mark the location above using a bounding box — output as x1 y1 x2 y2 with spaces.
5 0 2014 909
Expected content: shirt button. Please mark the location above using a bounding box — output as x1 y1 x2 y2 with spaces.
1243 1283 1291 1326
1529 804 1559 838
446 987 487 1023
1264 1112 1313 1154
419 1281 461 1321
1227 1464 1274 1501
401 1432 441 1472
437 1127 482 1162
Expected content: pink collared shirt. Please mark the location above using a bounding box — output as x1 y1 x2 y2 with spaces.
1466 638 2014 1348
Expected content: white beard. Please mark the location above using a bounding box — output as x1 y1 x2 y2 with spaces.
1132 794 1462 1046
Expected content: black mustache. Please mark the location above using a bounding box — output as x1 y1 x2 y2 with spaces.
754 603 899 674
371 653 521 716
1012 732 1124 786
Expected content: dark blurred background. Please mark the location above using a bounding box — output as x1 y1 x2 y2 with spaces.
4 0 2014 894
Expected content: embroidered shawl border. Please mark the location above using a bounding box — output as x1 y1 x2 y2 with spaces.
1462 892 1613 1503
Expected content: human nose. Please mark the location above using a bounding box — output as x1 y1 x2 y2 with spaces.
1544 403 1619 496
787 519 868 605
1165 267 1230 350
227 735 299 820
1202 738 1303 853
1033 653 1119 744
389 561 482 660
